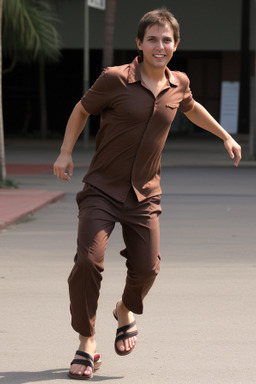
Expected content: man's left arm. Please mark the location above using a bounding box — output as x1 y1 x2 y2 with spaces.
184 101 242 167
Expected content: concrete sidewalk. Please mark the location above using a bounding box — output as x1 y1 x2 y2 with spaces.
0 162 65 230
0 188 65 230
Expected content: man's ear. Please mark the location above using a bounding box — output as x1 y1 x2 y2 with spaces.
173 40 180 52
136 38 142 51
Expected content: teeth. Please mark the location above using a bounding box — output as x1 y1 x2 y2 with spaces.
154 55 164 58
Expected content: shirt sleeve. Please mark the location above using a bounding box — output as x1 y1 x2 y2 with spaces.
81 67 113 115
178 73 195 113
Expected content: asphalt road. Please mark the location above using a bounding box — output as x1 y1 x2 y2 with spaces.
1 165 256 384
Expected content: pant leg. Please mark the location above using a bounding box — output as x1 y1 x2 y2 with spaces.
120 190 162 314
68 185 116 336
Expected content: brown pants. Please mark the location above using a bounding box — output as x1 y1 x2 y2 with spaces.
68 184 162 336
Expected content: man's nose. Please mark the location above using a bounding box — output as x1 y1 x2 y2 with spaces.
156 40 164 50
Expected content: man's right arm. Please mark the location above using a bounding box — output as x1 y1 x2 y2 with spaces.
53 101 90 181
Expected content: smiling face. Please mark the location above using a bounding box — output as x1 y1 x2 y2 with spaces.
136 23 179 70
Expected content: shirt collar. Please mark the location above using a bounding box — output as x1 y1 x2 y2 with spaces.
128 56 178 87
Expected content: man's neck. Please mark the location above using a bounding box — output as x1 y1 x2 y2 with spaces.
140 62 167 83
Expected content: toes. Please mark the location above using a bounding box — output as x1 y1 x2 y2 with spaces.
126 336 136 350
115 332 137 353
117 340 126 351
70 364 92 377
130 336 135 348
124 339 131 351
70 364 83 376
83 367 93 377
116 336 137 352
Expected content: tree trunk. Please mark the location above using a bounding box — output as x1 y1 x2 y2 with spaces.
102 0 116 68
39 56 48 139
0 0 6 182
249 0 256 157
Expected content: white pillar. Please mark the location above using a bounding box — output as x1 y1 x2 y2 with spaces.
249 0 256 157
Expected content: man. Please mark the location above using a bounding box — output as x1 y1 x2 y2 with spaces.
53 8 241 380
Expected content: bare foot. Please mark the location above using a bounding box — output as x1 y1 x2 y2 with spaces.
69 335 97 378
114 300 138 354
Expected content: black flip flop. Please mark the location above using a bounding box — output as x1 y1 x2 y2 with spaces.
114 321 138 356
68 350 100 380
113 303 138 356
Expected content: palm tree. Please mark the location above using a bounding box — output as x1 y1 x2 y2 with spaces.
0 0 61 182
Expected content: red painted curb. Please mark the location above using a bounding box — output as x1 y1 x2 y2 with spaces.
0 189 65 230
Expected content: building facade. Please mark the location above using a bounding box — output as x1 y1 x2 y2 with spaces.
3 0 254 139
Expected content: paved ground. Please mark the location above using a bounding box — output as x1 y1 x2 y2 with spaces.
0 136 256 383
0 135 254 230
0 188 65 230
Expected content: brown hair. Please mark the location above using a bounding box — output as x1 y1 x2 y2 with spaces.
137 8 180 43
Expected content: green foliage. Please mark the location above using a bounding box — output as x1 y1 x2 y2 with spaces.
2 0 62 66
0 178 19 189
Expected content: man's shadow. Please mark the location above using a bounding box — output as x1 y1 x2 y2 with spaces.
0 369 123 383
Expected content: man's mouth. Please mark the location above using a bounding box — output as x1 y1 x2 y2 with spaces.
153 54 165 58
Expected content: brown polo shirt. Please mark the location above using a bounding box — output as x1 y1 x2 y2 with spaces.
81 56 194 202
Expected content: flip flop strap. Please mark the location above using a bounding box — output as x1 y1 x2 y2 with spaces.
116 320 136 335
70 350 94 369
115 330 138 344
75 350 94 362
70 359 94 369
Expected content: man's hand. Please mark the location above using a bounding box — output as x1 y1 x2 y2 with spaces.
53 152 74 181
224 136 242 167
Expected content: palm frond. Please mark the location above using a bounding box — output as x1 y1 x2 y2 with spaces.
2 0 62 64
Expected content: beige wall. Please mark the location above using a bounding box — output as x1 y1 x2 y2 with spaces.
52 0 242 51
